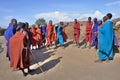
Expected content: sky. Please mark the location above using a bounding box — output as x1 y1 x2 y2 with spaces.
0 0 120 27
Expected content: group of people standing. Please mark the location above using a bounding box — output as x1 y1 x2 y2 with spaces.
3 19 68 76
82 13 118 63
4 20 32 76
73 13 119 63
25 20 68 50
3 13 118 76
73 16 98 48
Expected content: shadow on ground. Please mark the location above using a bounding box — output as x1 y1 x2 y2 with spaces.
0 48 4 54
64 41 73 48
79 39 86 47
29 57 62 75
54 40 73 49
0 43 4 54
30 48 56 65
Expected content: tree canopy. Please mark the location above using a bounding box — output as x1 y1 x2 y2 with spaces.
35 18 47 25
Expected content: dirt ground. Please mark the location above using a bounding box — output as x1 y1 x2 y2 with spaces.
0 36 120 80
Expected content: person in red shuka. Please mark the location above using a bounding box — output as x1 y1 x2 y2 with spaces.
83 17 93 48
10 23 33 76
46 20 55 49
30 25 37 46
36 24 43 48
73 19 80 48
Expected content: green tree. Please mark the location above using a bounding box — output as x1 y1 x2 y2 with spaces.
35 18 47 25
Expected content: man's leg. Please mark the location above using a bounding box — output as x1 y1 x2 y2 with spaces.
76 33 80 48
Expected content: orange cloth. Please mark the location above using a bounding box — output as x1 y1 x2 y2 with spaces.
46 24 55 45
62 28 68 42
36 28 42 45
51 33 55 42
30 28 37 46
85 21 93 44
73 23 80 43
10 32 30 69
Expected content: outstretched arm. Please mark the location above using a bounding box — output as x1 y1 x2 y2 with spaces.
63 23 69 27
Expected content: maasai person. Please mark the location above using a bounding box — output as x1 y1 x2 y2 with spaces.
56 22 66 48
30 25 37 50
106 13 119 47
92 18 98 49
98 20 103 28
36 24 42 48
96 13 114 62
51 30 55 45
4 19 17 60
98 17 107 49
103 16 108 22
10 23 33 76
73 19 80 47
41 24 46 46
83 17 93 48
46 20 54 49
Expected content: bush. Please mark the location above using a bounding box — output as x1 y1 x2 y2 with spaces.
0 28 6 36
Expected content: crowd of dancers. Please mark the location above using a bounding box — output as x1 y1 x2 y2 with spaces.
3 13 119 76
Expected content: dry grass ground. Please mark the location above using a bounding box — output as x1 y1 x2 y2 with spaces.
0 36 120 80
0 18 120 80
